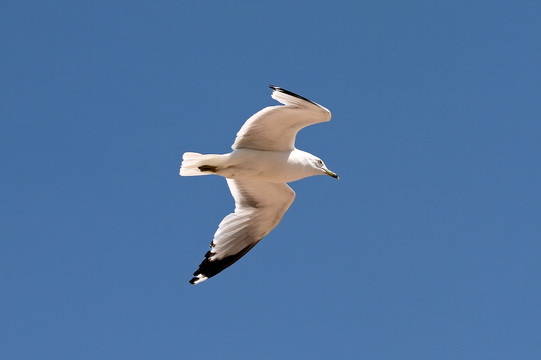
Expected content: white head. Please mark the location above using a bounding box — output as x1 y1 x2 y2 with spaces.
306 154 339 179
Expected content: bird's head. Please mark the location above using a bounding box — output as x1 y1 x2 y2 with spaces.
310 156 339 179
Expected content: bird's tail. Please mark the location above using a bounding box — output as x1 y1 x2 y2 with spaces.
179 152 226 176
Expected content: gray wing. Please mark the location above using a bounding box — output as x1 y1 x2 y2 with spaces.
189 178 295 284
232 86 331 152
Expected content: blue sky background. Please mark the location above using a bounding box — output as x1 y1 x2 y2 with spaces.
2 1 540 359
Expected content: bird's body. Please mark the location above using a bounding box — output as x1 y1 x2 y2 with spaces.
180 86 338 284
181 148 324 183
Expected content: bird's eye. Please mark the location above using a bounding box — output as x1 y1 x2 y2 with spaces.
317 159 324 166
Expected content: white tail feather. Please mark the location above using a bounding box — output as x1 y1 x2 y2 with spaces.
179 152 225 176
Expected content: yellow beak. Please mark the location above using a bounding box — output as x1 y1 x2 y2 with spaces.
325 169 339 179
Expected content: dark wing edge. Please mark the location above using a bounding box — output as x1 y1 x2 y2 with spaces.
189 242 258 284
269 85 320 107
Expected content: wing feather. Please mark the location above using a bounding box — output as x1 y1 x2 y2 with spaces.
232 86 331 151
189 179 295 284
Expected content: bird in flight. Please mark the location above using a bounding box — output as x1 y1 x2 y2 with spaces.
180 85 338 284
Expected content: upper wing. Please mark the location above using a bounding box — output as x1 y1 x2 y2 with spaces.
189 178 296 284
232 86 331 151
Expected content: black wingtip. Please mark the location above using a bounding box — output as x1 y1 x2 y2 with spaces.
189 243 258 284
268 85 318 106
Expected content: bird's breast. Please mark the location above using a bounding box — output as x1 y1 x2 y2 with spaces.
222 149 309 183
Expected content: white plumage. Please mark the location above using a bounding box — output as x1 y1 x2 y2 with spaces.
180 86 338 284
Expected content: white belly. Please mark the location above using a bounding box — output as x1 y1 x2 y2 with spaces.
218 148 310 183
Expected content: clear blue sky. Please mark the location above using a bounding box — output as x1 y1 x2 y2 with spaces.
2 1 540 359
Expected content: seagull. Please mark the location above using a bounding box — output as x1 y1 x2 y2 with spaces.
180 85 338 284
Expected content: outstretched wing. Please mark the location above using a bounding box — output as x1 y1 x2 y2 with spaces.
189 178 295 284
232 86 331 152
